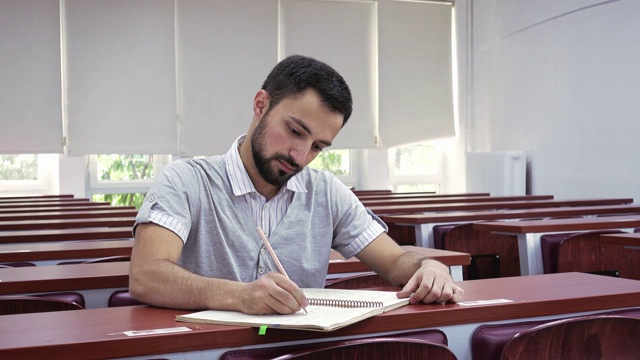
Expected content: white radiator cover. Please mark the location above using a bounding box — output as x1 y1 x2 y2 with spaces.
466 151 527 196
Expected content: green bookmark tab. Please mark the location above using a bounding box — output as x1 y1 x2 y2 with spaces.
258 325 268 335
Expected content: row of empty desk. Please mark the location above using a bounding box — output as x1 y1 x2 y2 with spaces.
2 192 640 359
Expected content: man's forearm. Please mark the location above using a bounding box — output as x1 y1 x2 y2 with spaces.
129 259 243 311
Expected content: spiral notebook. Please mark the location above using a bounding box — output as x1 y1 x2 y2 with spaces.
175 288 410 332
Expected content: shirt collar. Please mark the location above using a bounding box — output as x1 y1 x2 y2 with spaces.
226 135 307 196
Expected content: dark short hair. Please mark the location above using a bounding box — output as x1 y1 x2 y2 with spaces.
261 55 352 126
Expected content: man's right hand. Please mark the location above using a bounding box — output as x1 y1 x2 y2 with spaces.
238 272 308 314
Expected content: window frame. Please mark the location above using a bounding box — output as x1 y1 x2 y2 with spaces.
0 154 57 194
387 142 445 193
85 154 172 196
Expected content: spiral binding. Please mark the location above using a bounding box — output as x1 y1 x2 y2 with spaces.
307 298 384 308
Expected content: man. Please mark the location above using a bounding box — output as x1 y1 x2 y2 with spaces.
130 55 463 315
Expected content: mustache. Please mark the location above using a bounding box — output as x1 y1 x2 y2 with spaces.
272 154 300 170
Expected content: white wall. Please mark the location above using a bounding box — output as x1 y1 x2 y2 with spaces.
465 0 640 202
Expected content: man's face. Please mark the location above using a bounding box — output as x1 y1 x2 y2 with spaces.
251 113 300 186
249 89 344 186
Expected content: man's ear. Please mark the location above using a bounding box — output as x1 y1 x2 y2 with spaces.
253 90 270 120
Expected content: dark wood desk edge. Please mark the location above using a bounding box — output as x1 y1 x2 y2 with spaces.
473 215 640 233
0 245 133 262
370 198 635 215
382 205 640 225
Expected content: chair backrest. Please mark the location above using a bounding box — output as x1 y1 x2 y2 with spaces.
30 291 86 309
324 272 393 290
220 329 451 360
432 223 461 249
58 255 131 265
386 223 416 245
499 315 640 360
472 308 640 360
108 290 146 307
272 337 458 360
0 262 36 268
0 296 83 315
443 223 520 279
556 230 626 276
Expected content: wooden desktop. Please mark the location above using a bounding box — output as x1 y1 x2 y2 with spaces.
1 272 638 360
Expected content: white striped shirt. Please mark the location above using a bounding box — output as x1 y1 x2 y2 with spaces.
225 135 307 237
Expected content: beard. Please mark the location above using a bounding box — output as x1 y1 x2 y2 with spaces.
250 114 302 186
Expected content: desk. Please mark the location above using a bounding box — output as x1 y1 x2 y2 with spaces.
0 239 134 264
0 200 106 209
360 194 553 207
0 209 139 221
0 248 471 308
600 232 640 249
473 215 640 276
0 194 74 201
329 246 470 281
0 262 129 308
382 204 640 247
0 226 133 244
368 198 633 215
1 273 638 360
356 192 489 200
0 204 135 214
0 197 87 204
0 217 135 231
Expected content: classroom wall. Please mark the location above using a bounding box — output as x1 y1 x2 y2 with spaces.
465 0 640 202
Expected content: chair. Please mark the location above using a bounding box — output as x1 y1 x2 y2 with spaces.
324 272 393 289
555 230 632 278
432 223 462 249
0 296 83 315
539 232 577 273
220 329 453 360
108 289 146 307
471 308 640 360
30 292 86 308
272 337 458 360
499 315 640 360
57 255 131 265
0 262 36 268
442 223 520 279
386 223 417 245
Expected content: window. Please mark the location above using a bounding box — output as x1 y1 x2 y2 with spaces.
0 154 57 193
87 154 171 208
388 142 444 193
308 149 357 189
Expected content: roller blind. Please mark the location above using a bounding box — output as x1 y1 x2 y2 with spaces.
280 0 377 149
378 0 455 148
0 0 63 154
64 0 177 155
176 0 278 157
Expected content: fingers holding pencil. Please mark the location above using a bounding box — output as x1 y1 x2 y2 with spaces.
241 272 309 315
256 227 308 314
